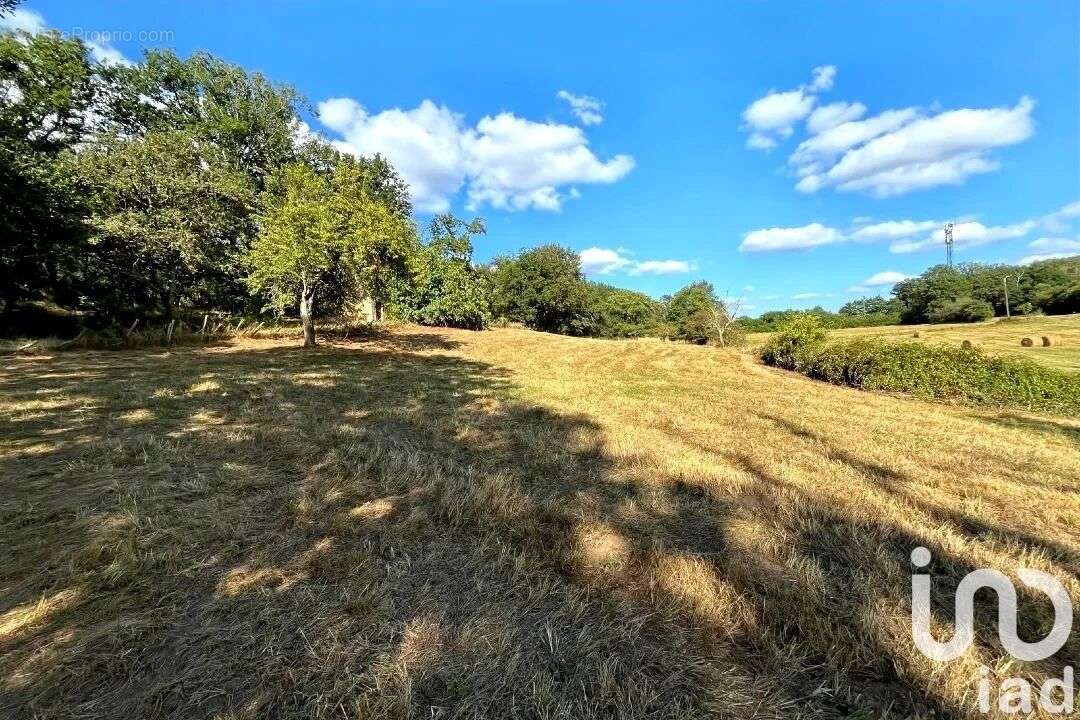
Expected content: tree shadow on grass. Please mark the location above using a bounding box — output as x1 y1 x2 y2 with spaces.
757 412 1080 573
980 411 1080 447
0 338 1074 719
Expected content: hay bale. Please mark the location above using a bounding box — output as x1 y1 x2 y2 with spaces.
1041 336 1055 347
1020 337 1034 347
961 340 973 349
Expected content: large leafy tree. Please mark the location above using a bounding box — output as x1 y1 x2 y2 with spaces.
490 245 590 334
96 50 301 189
664 281 719 342
77 50 306 316
248 163 334 346
248 160 414 346
0 29 94 314
583 284 663 338
329 157 417 321
77 130 255 315
394 213 490 329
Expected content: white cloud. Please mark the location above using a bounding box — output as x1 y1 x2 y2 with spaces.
806 101 867 134
741 66 837 151
808 65 837 92
746 132 778 151
318 99 633 213
580 247 632 275
795 97 1035 197
850 219 939 241
889 219 1036 254
0 8 46 34
556 90 604 126
1040 200 1080 233
87 41 131 67
579 247 693 276
319 98 468 212
792 292 832 300
1027 237 1080 253
739 223 844 252
791 108 920 179
629 259 693 275
1020 252 1076 265
743 90 814 136
0 8 130 66
463 112 634 211
848 270 910 292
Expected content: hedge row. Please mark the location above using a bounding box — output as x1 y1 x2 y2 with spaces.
761 317 1080 415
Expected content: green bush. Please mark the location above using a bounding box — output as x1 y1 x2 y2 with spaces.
759 314 828 368
761 324 1080 415
927 296 995 323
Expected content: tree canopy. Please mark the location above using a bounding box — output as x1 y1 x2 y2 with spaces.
248 160 415 345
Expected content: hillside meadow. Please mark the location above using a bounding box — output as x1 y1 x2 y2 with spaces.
2 326 1078 719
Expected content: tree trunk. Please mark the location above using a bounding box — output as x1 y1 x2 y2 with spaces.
299 284 316 348
374 298 384 322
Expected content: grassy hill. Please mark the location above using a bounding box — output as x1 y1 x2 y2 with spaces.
2 327 1078 719
830 313 1080 373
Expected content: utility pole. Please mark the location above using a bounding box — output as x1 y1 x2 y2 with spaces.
944 222 955 268
1002 271 1023 318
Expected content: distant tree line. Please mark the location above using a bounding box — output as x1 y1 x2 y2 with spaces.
892 259 1079 323
1 28 746 346
742 258 1079 332
738 296 903 333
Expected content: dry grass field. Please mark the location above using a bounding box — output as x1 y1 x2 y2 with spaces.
2 326 1078 719
817 314 1079 374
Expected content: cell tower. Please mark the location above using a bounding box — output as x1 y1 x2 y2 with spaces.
944 222 955 267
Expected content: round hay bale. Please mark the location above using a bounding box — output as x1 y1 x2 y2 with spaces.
912 331 921 338
1020 337 1034 347
961 340 973 349
1041 336 1055 347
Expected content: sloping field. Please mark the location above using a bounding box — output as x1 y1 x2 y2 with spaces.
1 327 1077 719
830 314 1080 373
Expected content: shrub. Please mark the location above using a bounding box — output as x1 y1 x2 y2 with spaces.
761 331 1080 415
759 314 828 368
927 296 994 323
583 284 664 338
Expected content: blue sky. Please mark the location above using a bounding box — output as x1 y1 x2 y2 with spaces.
9 1 1080 314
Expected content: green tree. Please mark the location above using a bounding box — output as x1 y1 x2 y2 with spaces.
76 49 318 317
96 50 302 189
892 258 1080 322
583 284 663 338
78 130 256 316
395 213 491 329
490 245 590 334
248 163 334 346
248 161 413 347
893 266 973 323
0 29 94 314
665 281 718 343
329 157 418 321
839 296 901 317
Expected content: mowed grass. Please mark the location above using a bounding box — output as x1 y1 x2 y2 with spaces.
831 314 1080 373
1 326 1078 719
